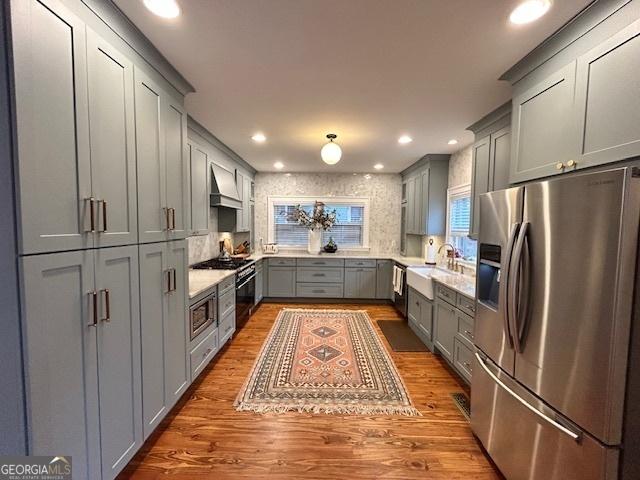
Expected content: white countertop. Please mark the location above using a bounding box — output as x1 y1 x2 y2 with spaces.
431 272 476 299
188 252 455 301
188 269 236 299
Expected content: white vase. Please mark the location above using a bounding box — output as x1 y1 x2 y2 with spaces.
308 229 322 254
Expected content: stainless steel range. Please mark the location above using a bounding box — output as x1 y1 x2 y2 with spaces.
191 258 257 329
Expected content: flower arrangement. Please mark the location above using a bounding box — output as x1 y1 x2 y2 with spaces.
289 201 337 231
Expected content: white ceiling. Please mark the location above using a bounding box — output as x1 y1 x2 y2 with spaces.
115 0 591 173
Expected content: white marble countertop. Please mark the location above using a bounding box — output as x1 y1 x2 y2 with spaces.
431 272 476 299
188 269 236 299
250 252 429 268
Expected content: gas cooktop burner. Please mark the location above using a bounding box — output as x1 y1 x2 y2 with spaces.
192 258 253 271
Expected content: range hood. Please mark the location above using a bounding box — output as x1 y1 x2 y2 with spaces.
210 163 242 209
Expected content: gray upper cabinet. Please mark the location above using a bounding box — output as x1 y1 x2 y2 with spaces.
86 30 138 248
575 19 640 167
510 61 578 184
234 171 252 233
376 260 393 299
468 105 511 239
12 0 92 254
139 240 188 439
164 97 189 240
21 250 100 480
135 68 189 243
470 135 490 238
402 156 449 237
135 70 166 244
189 143 209 235
93 246 142 479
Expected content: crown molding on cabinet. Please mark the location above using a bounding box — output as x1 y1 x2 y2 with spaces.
80 0 195 96
500 0 633 85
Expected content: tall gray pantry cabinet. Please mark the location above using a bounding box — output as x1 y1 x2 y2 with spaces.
9 0 193 478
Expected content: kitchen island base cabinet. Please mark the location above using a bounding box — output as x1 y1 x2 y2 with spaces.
21 246 142 480
139 240 189 440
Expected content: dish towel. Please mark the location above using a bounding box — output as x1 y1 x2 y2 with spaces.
393 266 404 296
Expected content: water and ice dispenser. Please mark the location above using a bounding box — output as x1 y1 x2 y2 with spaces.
477 244 501 309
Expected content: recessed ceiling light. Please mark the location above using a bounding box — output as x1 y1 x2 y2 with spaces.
143 0 180 18
509 0 551 25
251 132 266 143
448 139 458 145
398 135 413 144
374 163 384 170
274 161 284 170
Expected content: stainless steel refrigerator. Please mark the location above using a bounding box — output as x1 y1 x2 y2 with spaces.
471 167 640 480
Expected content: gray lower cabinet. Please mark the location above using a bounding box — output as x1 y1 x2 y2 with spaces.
135 69 188 243
189 142 209 235
344 267 376 299
407 287 434 350
219 308 236 345
21 245 142 480
434 298 457 361
255 260 264 304
139 240 189 440
510 61 578 184
376 260 393 299
267 265 296 297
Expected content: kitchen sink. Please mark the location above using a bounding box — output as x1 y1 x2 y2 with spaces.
406 266 437 300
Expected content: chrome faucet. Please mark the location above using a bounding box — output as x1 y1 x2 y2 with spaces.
438 243 456 270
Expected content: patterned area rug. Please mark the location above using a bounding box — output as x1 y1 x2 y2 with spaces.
235 308 421 416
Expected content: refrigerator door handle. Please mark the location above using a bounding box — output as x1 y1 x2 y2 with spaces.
475 352 582 442
502 223 520 348
509 222 529 353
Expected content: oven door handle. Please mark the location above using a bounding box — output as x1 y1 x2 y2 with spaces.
236 274 256 290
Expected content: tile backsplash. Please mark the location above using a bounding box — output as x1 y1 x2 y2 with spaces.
254 172 402 255
187 208 234 265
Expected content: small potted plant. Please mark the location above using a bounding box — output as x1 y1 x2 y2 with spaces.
323 237 338 253
289 202 337 254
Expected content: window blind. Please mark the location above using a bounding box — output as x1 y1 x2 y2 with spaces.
272 203 365 247
449 195 471 236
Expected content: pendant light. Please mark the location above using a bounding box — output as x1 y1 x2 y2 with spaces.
321 134 342 165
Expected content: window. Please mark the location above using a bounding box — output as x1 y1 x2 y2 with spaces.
447 185 477 262
268 197 370 248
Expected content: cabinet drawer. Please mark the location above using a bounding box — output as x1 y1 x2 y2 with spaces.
345 258 377 268
296 282 344 298
219 309 236 345
453 337 474 383
218 275 235 295
218 287 235 318
457 311 475 344
190 327 219 380
456 293 476 317
297 258 344 267
436 283 456 306
268 258 296 266
296 267 344 283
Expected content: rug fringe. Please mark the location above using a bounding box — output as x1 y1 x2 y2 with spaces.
234 402 422 417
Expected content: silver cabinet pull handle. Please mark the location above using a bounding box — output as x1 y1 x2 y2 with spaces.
88 291 98 326
86 198 96 232
101 289 111 322
165 207 171 231
172 268 177 292
101 200 108 232
475 352 581 441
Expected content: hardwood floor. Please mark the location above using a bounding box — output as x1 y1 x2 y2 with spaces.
118 303 501 480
